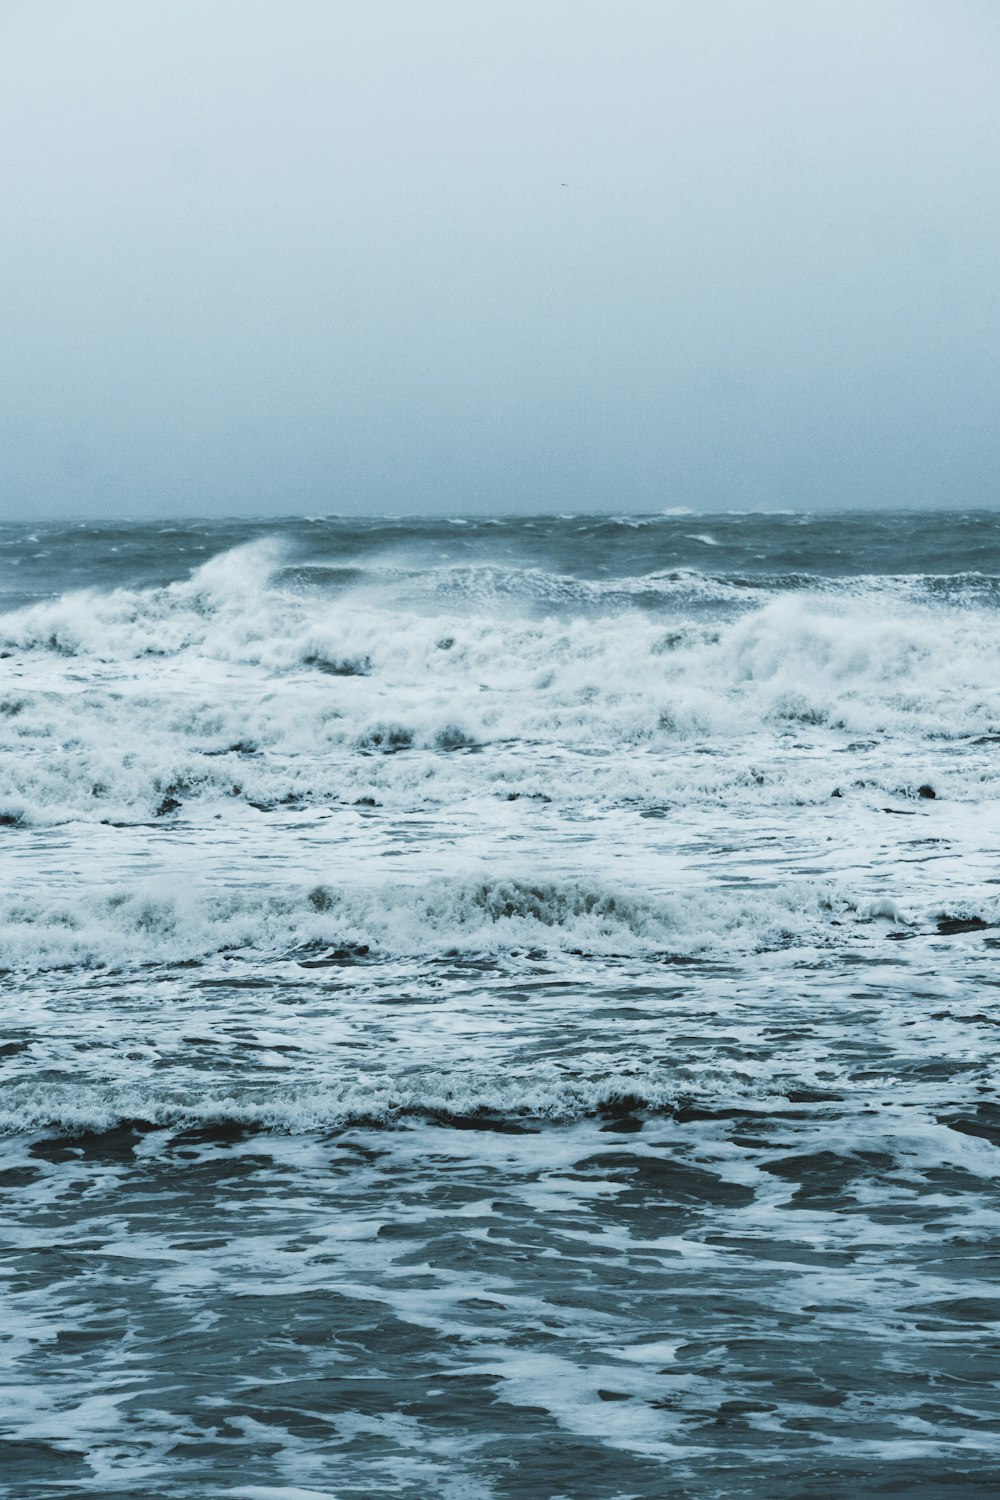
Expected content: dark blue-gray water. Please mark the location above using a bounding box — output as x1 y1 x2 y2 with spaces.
2 512 999 1497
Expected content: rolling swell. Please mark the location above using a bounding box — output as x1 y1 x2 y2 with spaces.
0 1067 741 1137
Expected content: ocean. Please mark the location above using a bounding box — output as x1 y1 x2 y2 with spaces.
1 510 999 1498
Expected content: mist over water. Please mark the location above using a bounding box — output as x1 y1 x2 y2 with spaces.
1 511 999 1496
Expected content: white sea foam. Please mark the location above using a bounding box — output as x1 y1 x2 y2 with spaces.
1 547 999 827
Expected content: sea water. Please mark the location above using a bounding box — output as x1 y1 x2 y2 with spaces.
1 511 998 1497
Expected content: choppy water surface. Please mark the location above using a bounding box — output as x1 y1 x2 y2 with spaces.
2 512 999 1497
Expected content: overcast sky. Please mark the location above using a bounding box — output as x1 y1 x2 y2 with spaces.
2 0 999 518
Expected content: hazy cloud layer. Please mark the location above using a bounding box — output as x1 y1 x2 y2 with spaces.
2 0 999 518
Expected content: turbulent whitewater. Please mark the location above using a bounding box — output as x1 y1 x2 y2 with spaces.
2 512 999 1498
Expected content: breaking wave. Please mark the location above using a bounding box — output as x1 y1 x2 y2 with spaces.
2 544 1000 827
0 871 913 974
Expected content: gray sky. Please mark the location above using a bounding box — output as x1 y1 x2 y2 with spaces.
2 0 999 518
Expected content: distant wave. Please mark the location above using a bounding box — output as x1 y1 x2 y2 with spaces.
5 538 1000 664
